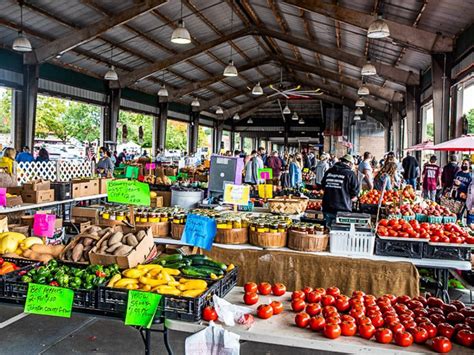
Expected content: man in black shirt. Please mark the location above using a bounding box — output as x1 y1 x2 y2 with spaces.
321 154 360 227
402 152 419 188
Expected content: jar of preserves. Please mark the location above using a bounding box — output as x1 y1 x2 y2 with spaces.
149 213 159 223
233 218 242 229
269 224 278 233
216 218 226 230
116 212 125 221
306 224 314 234
257 223 266 233
109 211 116 221
278 223 286 233
140 213 148 223
226 219 233 229
160 213 169 222
102 210 110 220
249 222 256 232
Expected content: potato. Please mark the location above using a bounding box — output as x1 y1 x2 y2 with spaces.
108 232 123 246
98 244 108 254
121 233 134 243
85 225 103 234
136 230 146 242
114 245 133 256
106 242 122 253
72 243 84 262
82 237 94 247
98 227 113 237
126 234 138 247
31 244 64 258
37 253 54 263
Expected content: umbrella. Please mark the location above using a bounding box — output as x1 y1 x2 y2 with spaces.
431 135 474 151
405 140 433 151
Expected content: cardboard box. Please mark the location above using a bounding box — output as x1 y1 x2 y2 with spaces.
23 180 51 192
89 227 154 269
164 167 177 176
99 178 113 194
155 191 171 207
71 206 99 224
6 186 22 195
150 196 164 208
6 195 23 207
85 178 100 196
72 182 84 198
21 189 54 204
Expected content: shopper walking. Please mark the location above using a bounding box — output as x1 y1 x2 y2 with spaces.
422 155 441 201
358 152 374 190
15 146 34 163
441 154 460 192
314 153 329 188
402 152 419 188
321 154 359 227
453 159 472 200
244 150 263 185
289 154 302 188
374 162 399 191
266 151 282 179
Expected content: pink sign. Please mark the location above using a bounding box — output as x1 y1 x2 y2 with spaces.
33 213 56 238
146 163 156 170
260 172 270 180
0 188 6 207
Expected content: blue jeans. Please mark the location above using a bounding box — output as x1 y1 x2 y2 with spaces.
323 212 337 228
406 178 417 188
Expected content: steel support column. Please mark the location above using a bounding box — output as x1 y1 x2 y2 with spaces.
157 101 168 151
189 109 199 154
392 104 402 157
103 88 121 145
230 125 235 152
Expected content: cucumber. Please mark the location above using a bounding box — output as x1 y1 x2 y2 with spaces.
191 258 227 271
153 253 183 265
163 260 191 269
184 254 208 260
181 267 210 278
191 265 225 276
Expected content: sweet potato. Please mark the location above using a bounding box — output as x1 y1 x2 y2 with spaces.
31 244 64 258
71 243 84 262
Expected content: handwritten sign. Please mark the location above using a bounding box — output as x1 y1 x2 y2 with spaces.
145 163 156 170
125 166 140 179
182 214 217 250
223 184 250 206
107 180 151 206
258 184 273 199
33 213 56 238
258 168 273 180
24 283 73 318
125 290 162 328
0 188 6 207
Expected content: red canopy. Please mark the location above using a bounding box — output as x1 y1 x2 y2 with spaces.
431 135 474 151
405 140 433 151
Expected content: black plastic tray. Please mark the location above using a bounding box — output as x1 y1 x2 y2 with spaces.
375 237 425 259
0 258 41 298
423 243 472 261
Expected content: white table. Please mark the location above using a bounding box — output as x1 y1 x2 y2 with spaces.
165 287 466 354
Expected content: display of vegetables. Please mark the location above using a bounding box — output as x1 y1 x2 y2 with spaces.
0 258 20 275
20 260 120 290
377 219 474 244
91 228 148 256
359 186 416 205
412 202 456 217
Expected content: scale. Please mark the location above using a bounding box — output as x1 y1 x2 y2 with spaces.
331 212 373 240
335 212 371 226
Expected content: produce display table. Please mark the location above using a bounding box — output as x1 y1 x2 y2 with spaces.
165 287 466 355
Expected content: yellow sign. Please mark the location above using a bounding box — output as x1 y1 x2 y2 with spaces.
258 184 273 199
223 184 250 206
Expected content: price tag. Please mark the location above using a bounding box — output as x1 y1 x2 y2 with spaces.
182 214 217 250
223 184 250 206
33 213 56 238
258 168 273 180
145 163 156 170
0 187 6 207
24 283 73 318
107 180 151 206
125 290 162 328
125 166 140 179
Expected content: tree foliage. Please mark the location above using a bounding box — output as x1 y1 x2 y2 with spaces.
166 120 188 151
0 88 12 134
467 108 474 134
118 110 152 148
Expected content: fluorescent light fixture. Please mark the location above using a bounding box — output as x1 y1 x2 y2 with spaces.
361 60 377 76
355 108 363 115
252 82 263 95
357 85 370 96
104 66 118 81
171 20 191 44
233 113 240 120
283 104 291 115
355 98 365 107
158 84 169 97
223 60 238 77
247 118 253 124
191 98 200 107
291 112 298 120
368 16 390 39
215 106 224 115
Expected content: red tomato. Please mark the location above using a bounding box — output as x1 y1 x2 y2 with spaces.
384 315 400 326
335 296 350 312
430 313 447 325
349 309 365 321
271 283 286 296
243 292 259 305
450 300 465 311
431 336 453 353
341 315 356 323
326 316 342 325
257 282 272 295
437 322 455 339
446 311 465 325
359 324 376 339
306 291 321 303
309 315 326 331
321 294 336 307
455 329 474 347
202 306 218 321
291 298 306 312
375 327 393 344
306 303 322 317
408 326 428 344
442 303 458 315
402 320 417 331
244 282 258 293
415 316 430 324
302 286 313 296
358 316 372 326
257 304 273 319
382 294 397 305
394 331 414 347
390 322 405 335
323 323 342 339
341 321 357 336
370 314 384 328
295 312 310 328
326 286 340 297
413 307 429 317
314 287 326 295
399 314 414 323
322 306 338 318
352 290 366 298
292 290 306 301
419 322 438 338
427 297 445 308
270 301 283 315
406 300 424 310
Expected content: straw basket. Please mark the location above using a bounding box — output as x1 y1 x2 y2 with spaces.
171 223 185 240
268 196 308 215
214 228 248 244
288 230 329 252
249 230 287 248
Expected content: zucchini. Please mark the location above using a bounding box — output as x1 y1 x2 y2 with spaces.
181 267 210 278
153 253 183 265
190 265 225 276
191 258 227 271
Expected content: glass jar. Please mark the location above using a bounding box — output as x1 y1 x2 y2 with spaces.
173 215 181 224
278 223 286 233
250 222 256 232
226 219 233 229
140 213 148 223
102 211 110 220
257 223 266 233
216 218 226 230
149 213 159 223
233 218 242 229
160 213 169 222
116 212 125 221
306 224 314 235
269 224 278 233
109 211 116 221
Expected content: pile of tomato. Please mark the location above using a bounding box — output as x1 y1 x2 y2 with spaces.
360 189 399 205
290 286 473 352
377 219 474 244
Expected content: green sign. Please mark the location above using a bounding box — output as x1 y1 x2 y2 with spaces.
107 180 151 206
125 166 140 179
125 290 162 328
258 168 273 180
24 283 74 318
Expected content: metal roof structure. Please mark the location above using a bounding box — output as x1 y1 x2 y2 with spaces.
0 0 472 124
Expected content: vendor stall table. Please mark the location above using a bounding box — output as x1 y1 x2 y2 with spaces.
165 287 467 355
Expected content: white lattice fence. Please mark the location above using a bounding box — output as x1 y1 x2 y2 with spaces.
16 160 94 184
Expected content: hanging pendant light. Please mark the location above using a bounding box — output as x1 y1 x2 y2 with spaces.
368 15 390 39
355 107 363 115
355 98 365 107
171 1 191 44
298 117 305 125
158 84 169 97
361 59 377 76
105 65 118 81
291 112 298 120
224 60 238 77
252 82 263 95
357 85 370 96
283 104 291 115
215 106 224 115
247 118 253 124
233 113 240 120
13 3 32 52
191 97 200 107
354 115 361 121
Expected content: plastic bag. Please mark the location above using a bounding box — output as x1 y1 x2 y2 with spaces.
213 294 252 326
185 322 240 355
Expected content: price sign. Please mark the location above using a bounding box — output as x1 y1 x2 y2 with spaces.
223 184 250 206
125 166 140 179
125 290 162 328
182 214 217 250
145 163 156 170
258 168 273 180
33 213 56 238
0 187 6 207
24 283 73 318
107 180 151 206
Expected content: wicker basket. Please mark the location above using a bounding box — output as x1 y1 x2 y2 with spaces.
171 223 185 240
288 230 328 252
135 221 170 237
268 196 309 215
249 230 287 248
214 228 248 244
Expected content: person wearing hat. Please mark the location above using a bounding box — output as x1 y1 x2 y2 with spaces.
321 154 360 227
314 153 329 189
422 155 441 201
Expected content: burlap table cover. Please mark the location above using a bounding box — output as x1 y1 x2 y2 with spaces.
206 247 419 297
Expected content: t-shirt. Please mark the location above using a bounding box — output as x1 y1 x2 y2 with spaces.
402 156 419 179
422 163 441 191
358 160 373 187
455 170 472 194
